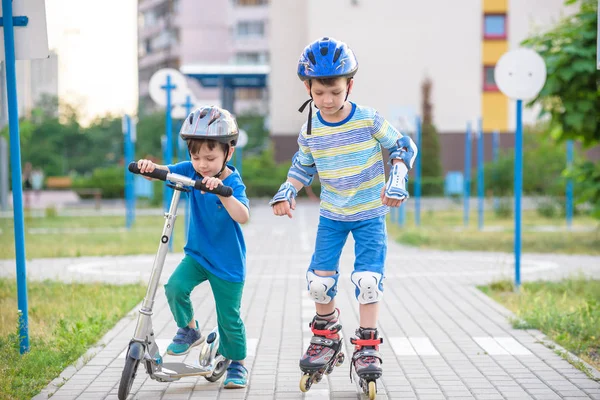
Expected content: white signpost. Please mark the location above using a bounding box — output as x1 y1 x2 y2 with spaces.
494 48 547 290
1 0 49 354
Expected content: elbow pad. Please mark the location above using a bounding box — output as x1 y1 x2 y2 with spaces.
287 152 317 186
388 136 418 169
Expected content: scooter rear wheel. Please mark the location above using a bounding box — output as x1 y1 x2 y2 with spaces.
118 355 140 400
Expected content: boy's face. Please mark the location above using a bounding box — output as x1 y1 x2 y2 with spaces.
305 77 353 118
190 143 234 177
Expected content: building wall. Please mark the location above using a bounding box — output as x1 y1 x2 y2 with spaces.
268 0 578 169
0 53 59 121
138 0 269 114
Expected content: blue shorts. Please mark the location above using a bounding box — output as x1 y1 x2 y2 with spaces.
309 215 387 276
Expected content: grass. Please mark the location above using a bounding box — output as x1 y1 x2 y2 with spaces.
2 209 598 259
480 278 600 374
389 209 600 254
0 278 146 399
0 214 188 259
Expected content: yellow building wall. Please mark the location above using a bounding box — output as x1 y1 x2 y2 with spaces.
482 41 508 65
482 0 508 132
482 92 508 131
483 0 507 13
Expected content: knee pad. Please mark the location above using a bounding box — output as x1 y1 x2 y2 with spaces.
351 271 384 304
306 270 339 304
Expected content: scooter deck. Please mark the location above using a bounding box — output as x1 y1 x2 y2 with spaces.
154 362 213 378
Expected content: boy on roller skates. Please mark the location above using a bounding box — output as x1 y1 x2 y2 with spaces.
270 37 418 398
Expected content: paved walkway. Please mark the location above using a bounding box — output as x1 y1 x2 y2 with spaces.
1 203 599 400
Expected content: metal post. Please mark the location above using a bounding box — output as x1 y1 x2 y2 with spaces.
162 75 174 213
2 0 29 353
492 130 499 211
414 116 421 227
0 137 8 210
566 140 574 229
182 95 193 242
514 100 523 289
477 118 484 231
123 115 135 229
464 121 472 227
398 202 406 227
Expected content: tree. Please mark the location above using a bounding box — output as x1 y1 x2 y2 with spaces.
420 77 442 178
523 0 598 145
522 0 600 218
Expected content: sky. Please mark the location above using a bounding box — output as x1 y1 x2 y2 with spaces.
45 0 138 123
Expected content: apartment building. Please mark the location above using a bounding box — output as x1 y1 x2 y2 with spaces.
137 0 269 115
0 52 59 125
268 0 571 170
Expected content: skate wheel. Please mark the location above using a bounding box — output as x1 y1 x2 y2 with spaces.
336 352 345 367
368 380 377 400
299 374 312 392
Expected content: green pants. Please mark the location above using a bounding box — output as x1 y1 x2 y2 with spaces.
164 255 246 360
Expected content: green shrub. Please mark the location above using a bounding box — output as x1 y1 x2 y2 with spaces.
494 199 513 219
72 166 125 199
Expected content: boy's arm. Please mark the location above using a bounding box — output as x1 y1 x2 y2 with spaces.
371 112 419 201
371 112 418 169
219 195 249 224
270 132 316 207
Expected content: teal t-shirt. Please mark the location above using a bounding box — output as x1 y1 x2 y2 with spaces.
167 162 249 282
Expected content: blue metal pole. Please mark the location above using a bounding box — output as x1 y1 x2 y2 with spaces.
163 75 173 213
414 116 421 227
183 95 193 242
2 0 29 353
514 100 523 289
477 118 484 231
566 140 574 229
124 115 135 229
492 130 499 211
464 121 472 227
398 202 406 227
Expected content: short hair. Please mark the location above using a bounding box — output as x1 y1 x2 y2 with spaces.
313 77 353 87
187 138 229 155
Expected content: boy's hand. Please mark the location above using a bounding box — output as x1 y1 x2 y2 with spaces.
270 182 297 218
201 176 222 194
137 159 156 181
381 186 405 207
272 198 295 218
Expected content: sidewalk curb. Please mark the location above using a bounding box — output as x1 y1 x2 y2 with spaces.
32 303 141 399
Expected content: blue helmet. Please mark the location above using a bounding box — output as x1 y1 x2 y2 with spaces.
297 37 358 81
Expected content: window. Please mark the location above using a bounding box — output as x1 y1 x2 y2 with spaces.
233 0 268 5
483 66 498 91
237 21 265 37
235 52 269 64
237 88 263 100
483 14 507 39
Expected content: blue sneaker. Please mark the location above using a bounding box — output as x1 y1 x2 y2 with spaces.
223 361 248 389
166 321 204 355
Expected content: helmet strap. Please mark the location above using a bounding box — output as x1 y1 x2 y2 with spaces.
299 95 314 136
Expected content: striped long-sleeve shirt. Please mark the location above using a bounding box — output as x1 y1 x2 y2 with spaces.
293 102 405 222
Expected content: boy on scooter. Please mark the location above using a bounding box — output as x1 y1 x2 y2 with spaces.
136 105 250 389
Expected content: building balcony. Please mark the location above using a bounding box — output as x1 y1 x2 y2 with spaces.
138 44 180 69
139 0 169 13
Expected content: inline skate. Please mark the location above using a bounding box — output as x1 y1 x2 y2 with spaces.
298 311 345 392
350 327 383 400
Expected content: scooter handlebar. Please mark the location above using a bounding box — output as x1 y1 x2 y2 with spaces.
128 162 233 197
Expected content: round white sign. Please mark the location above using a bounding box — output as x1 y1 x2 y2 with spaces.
237 129 248 148
494 48 547 100
148 68 190 107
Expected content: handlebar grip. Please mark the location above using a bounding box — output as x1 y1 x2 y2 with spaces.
194 180 233 197
128 162 168 181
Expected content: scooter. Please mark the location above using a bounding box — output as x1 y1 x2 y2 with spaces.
118 162 234 400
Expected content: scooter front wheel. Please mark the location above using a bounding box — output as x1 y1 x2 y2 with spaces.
204 354 230 382
118 355 140 400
